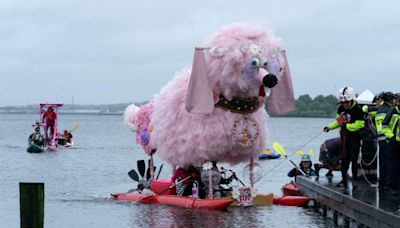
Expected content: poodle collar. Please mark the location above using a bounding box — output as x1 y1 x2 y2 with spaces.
215 95 260 113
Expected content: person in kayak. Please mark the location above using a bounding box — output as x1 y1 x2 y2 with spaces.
28 127 45 147
172 165 200 197
287 154 317 178
43 107 57 141
323 87 365 191
62 130 73 144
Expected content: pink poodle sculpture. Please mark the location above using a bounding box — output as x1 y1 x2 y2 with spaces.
125 22 294 168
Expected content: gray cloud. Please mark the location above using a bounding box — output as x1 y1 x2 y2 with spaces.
1 0 399 106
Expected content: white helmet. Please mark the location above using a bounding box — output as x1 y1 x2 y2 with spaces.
337 87 355 102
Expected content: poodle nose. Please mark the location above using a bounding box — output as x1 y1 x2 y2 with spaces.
263 74 278 88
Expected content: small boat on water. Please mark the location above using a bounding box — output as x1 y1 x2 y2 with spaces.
273 195 310 207
26 144 45 153
273 182 309 207
282 182 302 196
259 149 281 160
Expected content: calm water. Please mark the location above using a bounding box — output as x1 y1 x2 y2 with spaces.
0 114 339 228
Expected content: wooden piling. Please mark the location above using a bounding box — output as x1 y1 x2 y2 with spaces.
20 182 44 228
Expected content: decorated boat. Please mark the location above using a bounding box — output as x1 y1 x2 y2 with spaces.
111 193 234 210
114 22 295 210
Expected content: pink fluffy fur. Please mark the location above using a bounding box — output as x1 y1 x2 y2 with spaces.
127 22 284 167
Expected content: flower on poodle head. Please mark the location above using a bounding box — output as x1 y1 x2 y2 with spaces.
249 44 264 56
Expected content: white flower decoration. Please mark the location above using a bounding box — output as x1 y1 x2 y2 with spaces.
209 47 224 57
249 44 264 56
269 48 280 59
202 161 213 170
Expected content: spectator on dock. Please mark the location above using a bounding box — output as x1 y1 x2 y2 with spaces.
323 87 365 190
375 92 395 189
382 93 400 192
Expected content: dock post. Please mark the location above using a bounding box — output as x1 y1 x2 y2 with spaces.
322 205 327 217
20 183 44 228
343 216 350 228
333 211 338 225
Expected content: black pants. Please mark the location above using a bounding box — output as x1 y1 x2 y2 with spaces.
385 141 400 189
378 141 388 187
340 135 361 182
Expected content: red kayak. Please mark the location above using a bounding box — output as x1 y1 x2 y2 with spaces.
282 182 302 196
273 195 309 207
111 193 233 210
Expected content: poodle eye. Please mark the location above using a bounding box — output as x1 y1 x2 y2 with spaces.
250 58 259 67
262 61 268 67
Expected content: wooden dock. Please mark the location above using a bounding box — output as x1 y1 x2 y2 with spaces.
296 176 400 228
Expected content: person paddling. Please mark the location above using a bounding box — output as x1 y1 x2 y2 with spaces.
287 154 317 179
28 127 44 147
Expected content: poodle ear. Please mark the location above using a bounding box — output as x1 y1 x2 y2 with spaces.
185 47 214 114
266 50 295 115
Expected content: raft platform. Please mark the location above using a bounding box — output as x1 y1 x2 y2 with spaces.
296 175 400 227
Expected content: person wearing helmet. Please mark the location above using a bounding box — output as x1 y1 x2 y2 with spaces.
382 92 400 192
287 155 317 178
375 92 395 190
323 87 365 191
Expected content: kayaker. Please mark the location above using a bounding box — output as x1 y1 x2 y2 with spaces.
62 130 73 144
172 166 198 196
43 107 57 140
323 87 365 190
287 154 317 178
28 127 44 147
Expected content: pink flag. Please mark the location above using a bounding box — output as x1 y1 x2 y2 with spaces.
185 48 214 114
266 50 295 115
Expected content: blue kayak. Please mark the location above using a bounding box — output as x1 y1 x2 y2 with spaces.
259 149 281 160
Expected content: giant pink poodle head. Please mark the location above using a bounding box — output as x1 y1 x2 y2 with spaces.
186 22 285 114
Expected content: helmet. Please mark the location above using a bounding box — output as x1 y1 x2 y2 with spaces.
301 155 311 162
337 87 355 102
381 92 394 102
372 92 384 103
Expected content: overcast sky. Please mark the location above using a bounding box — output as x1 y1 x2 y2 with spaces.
1 0 399 106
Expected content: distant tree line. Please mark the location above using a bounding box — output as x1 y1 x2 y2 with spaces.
268 94 338 118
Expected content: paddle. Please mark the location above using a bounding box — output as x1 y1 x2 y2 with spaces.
139 176 192 204
69 124 80 133
273 142 306 176
137 160 146 178
156 164 163 180
128 169 140 182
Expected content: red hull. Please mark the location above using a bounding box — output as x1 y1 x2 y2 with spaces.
273 195 309 207
111 193 233 210
282 183 302 196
